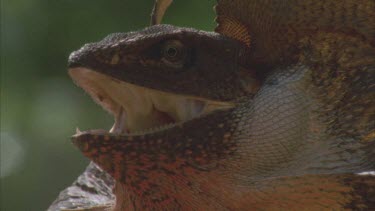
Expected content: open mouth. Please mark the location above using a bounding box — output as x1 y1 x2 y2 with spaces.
69 68 234 136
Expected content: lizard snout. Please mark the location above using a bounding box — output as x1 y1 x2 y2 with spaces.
68 43 97 68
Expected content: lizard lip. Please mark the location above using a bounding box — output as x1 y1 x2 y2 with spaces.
69 68 234 136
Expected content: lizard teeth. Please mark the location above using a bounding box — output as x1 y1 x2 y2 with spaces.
110 107 127 135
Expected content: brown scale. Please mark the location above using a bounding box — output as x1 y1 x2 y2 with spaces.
72 109 240 210
299 32 375 141
215 16 252 48
215 0 375 68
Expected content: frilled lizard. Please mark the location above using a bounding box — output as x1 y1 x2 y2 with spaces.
49 0 375 210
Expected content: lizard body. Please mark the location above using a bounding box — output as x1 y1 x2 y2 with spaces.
50 0 375 210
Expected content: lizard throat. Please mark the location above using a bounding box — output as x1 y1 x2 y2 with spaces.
69 68 234 135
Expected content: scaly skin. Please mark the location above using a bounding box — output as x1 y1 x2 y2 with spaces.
49 0 375 210
70 62 374 210
216 0 375 68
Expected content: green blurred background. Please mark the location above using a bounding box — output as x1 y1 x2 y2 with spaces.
0 0 215 210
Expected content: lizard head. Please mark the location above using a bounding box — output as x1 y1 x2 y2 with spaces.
68 24 257 134
68 24 259 209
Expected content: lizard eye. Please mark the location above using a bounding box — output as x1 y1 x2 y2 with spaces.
162 40 186 68
165 46 178 58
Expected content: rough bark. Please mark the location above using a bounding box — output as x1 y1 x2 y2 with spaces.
48 162 115 211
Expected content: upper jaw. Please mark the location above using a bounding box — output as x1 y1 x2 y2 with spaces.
69 67 234 137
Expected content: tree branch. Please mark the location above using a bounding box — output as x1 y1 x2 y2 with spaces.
48 162 115 211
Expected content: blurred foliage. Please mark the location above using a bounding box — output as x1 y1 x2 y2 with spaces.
0 0 215 210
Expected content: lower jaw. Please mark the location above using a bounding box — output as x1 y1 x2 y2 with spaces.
68 68 238 210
